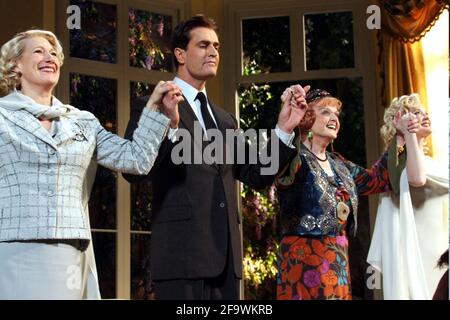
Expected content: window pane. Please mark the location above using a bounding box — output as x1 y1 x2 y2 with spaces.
130 82 155 231
238 78 364 163
131 234 152 299
242 16 291 75
92 232 116 299
129 8 173 72
70 73 117 229
130 178 152 232
70 0 117 63
130 81 155 105
304 12 355 70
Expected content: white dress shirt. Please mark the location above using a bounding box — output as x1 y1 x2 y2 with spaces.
170 77 295 148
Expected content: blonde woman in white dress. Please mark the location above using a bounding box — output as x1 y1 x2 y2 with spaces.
368 93 449 299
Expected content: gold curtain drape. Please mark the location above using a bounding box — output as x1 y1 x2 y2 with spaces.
377 0 448 155
382 0 448 42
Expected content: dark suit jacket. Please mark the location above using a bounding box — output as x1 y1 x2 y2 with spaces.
123 95 296 281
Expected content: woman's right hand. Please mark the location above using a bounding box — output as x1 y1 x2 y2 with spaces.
394 111 420 136
277 84 310 133
394 112 427 186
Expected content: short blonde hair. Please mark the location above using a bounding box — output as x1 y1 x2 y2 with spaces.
0 29 64 96
380 93 422 147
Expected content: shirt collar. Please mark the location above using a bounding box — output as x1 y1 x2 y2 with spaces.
173 77 208 104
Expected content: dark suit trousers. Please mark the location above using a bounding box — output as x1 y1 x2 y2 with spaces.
153 227 239 300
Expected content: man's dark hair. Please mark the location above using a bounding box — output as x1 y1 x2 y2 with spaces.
171 15 218 69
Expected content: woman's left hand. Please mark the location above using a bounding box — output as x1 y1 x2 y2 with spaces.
146 81 181 111
161 87 184 128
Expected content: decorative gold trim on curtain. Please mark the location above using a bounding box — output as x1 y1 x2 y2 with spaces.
376 0 448 155
381 0 449 43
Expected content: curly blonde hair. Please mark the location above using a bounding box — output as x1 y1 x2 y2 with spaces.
380 93 422 147
0 29 64 97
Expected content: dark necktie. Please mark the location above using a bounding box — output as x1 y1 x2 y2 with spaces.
196 92 217 133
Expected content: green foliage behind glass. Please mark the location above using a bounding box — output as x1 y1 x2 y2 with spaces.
242 16 291 74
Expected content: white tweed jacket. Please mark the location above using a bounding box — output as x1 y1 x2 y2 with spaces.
0 92 169 242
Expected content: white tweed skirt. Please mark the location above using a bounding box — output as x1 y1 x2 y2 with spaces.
0 241 88 299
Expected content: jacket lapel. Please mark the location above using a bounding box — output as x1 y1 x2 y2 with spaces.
207 99 232 172
178 98 205 150
52 119 86 147
2 108 57 149
179 97 229 171
207 99 228 136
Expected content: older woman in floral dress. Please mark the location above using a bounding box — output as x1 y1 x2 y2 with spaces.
275 88 420 300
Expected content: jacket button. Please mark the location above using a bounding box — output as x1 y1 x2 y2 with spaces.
219 202 225 208
47 190 54 196
49 149 56 155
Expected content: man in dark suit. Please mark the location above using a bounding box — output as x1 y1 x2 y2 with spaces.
123 15 309 299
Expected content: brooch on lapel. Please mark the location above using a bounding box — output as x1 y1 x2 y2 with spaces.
336 201 350 221
72 122 88 141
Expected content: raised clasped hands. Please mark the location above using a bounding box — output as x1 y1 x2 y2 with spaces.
277 84 311 134
394 111 420 137
146 80 184 128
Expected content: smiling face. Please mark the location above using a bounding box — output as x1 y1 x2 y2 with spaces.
15 36 61 94
174 27 219 88
310 97 341 141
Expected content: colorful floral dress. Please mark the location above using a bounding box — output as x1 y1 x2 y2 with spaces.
276 144 390 300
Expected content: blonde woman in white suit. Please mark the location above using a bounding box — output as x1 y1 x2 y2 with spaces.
0 30 183 299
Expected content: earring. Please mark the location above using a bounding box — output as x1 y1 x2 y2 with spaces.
307 130 313 140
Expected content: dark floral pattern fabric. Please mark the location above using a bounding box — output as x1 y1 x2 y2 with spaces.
277 151 390 300
277 234 351 300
